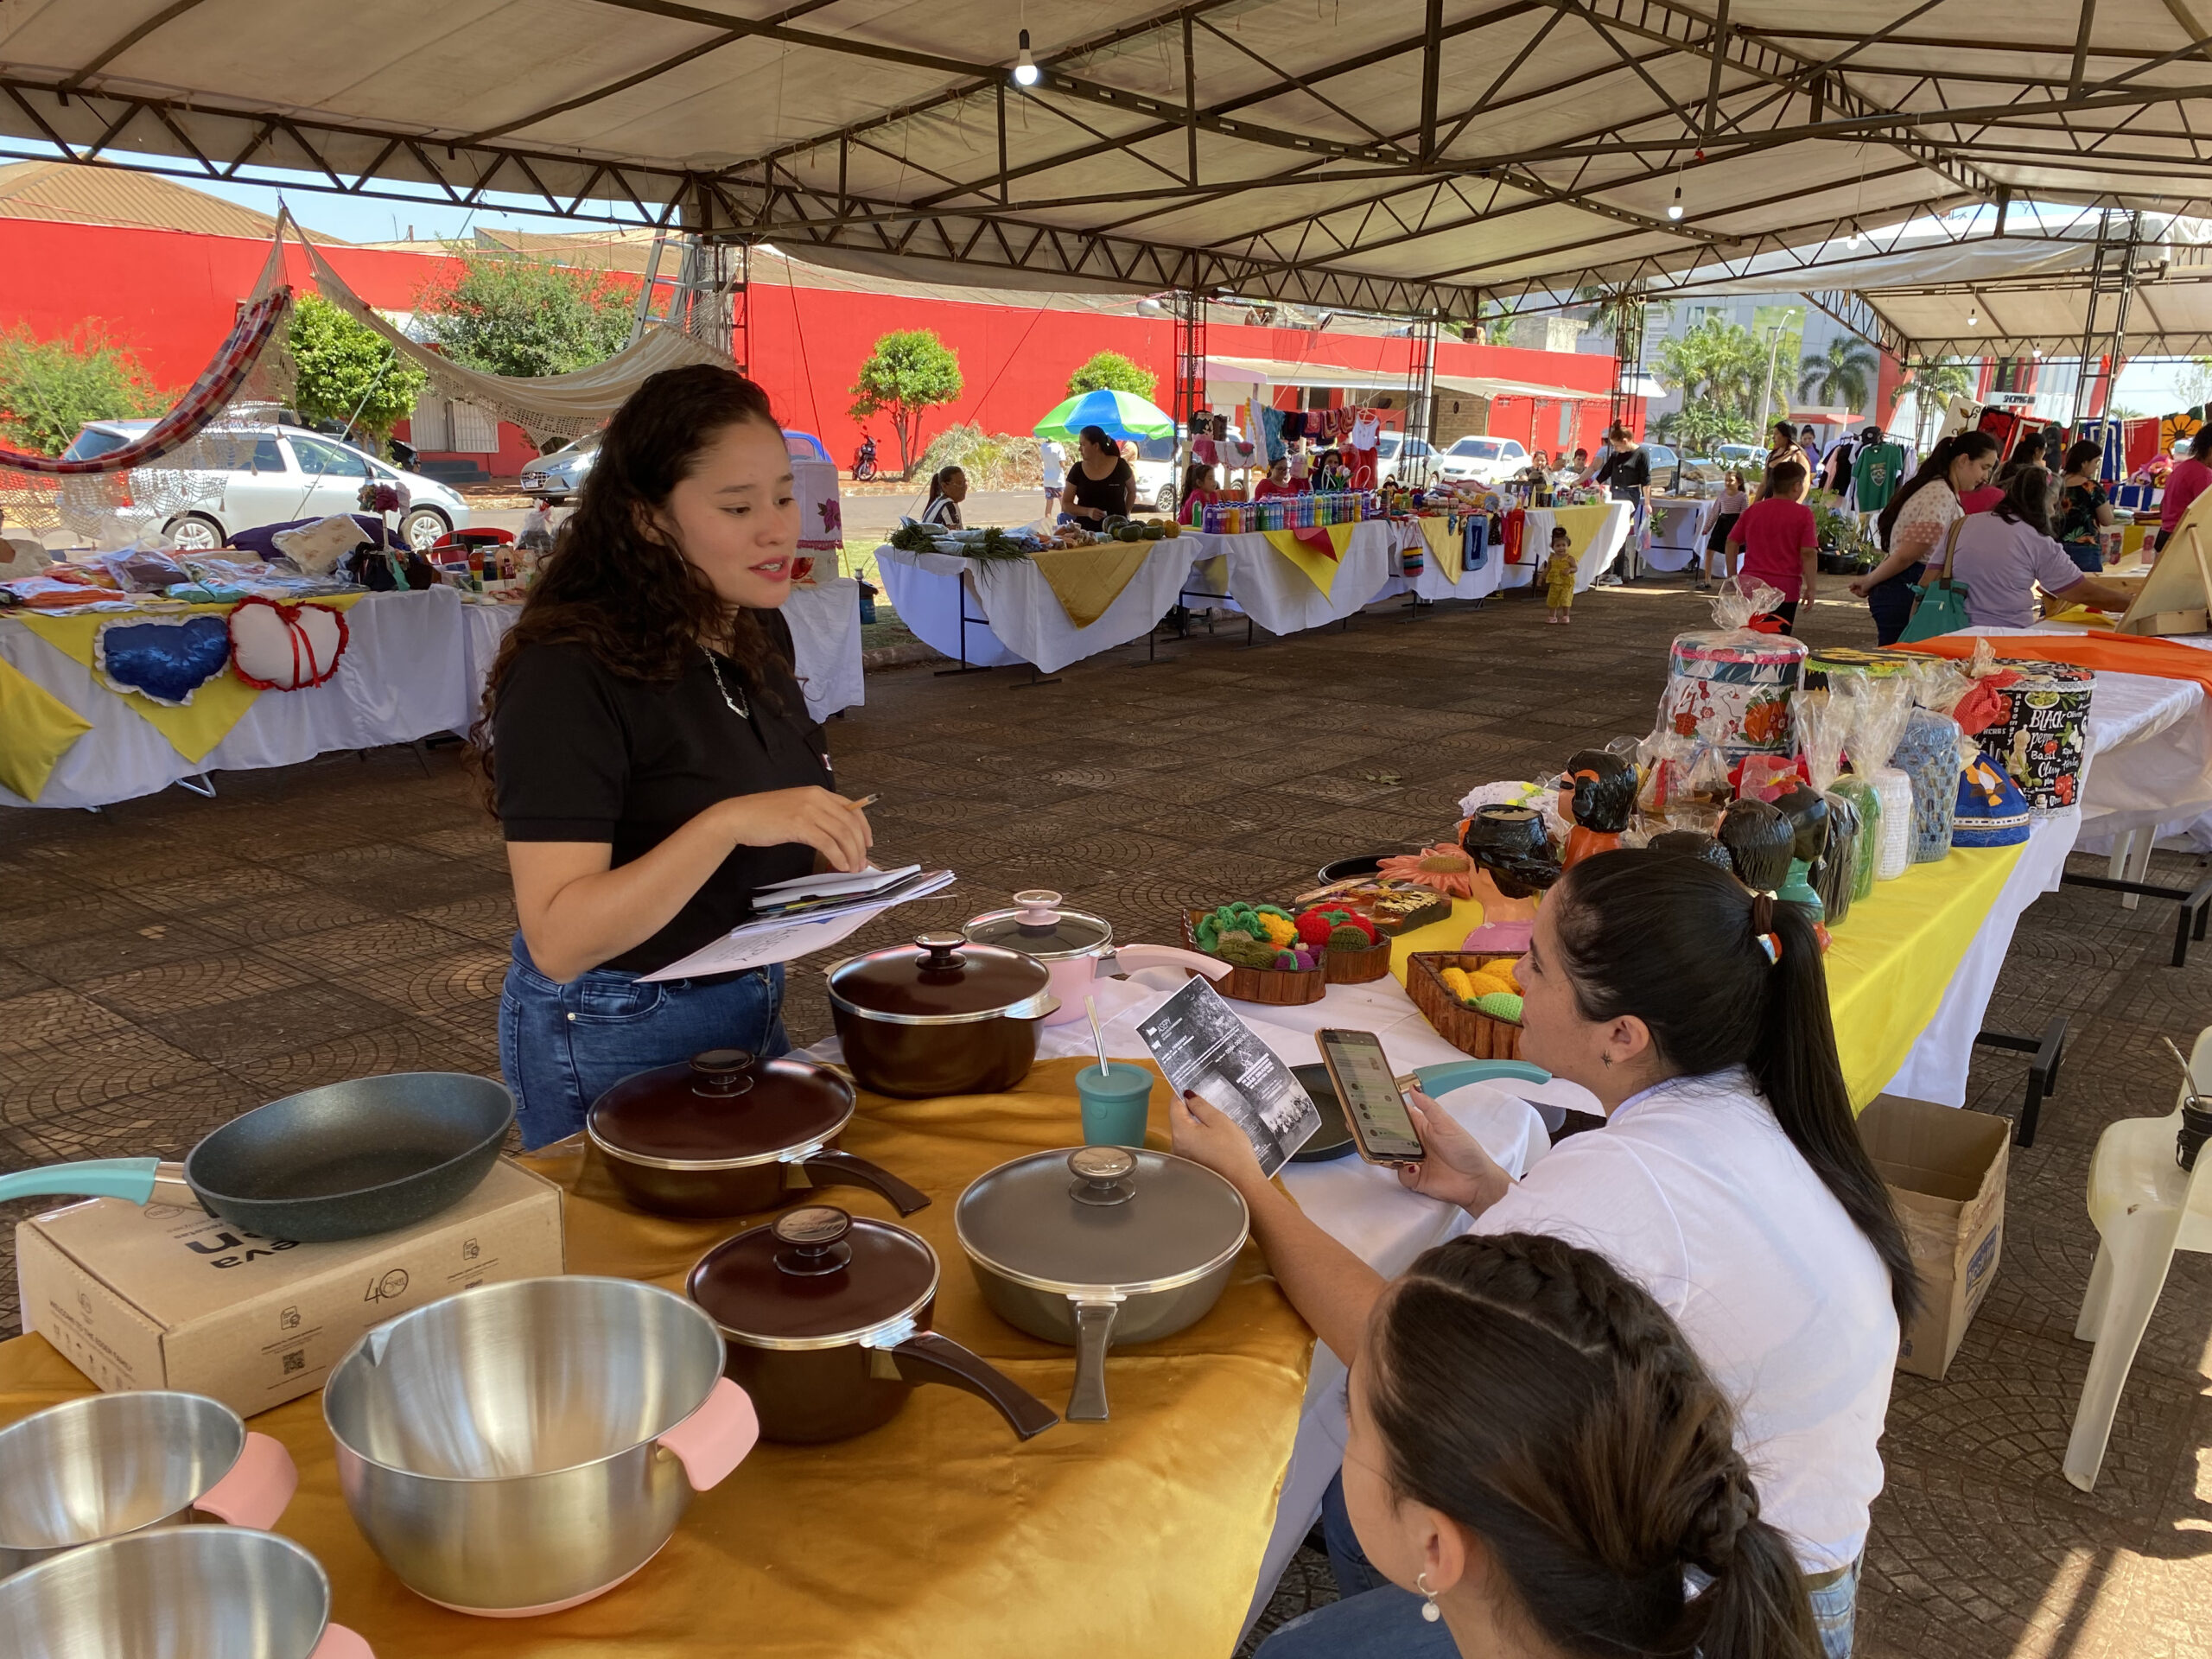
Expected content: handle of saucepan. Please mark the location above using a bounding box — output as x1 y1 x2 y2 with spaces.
795 1148 932 1217
310 1624 374 1659
657 1377 760 1491
1066 1298 1123 1423
888 1330 1059 1440
193 1432 298 1530
0 1157 164 1205
1411 1060 1552 1097
1112 944 1231 982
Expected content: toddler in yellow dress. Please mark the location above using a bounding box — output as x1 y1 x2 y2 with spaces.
1543 525 1577 624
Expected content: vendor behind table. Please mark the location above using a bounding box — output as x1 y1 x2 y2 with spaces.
479 364 874 1151
1060 423 1137 526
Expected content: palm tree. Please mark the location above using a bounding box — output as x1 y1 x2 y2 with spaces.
1798 337 1879 412
1899 359 1976 450
1655 319 1766 422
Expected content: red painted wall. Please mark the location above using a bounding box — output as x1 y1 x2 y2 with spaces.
0 218 1616 477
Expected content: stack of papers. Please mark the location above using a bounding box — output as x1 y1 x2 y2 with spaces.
640 868 957 982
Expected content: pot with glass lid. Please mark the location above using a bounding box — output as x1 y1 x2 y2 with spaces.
824 933 1060 1098
687 1205 1059 1445
955 1147 1249 1421
588 1049 931 1219
961 891 1224 1027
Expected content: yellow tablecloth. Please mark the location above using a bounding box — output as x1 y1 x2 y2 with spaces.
1379 839 2030 1109
1027 541 1156 628
0 1058 1313 1659
1417 518 1462 585
0 654 92 801
1261 522 1357 597
1548 503 1617 564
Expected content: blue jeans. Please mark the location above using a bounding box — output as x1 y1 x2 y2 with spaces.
2063 541 2103 574
498 934 789 1149
1866 569 1922 645
1258 1475 1861 1659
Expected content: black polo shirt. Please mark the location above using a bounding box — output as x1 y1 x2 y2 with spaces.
493 611 834 975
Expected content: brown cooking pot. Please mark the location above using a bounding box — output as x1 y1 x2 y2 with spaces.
824 933 1058 1098
687 1205 1058 1445
587 1049 929 1219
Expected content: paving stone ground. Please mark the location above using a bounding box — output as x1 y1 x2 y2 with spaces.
4 575 2209 1656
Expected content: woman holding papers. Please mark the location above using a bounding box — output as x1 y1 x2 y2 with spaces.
474 365 874 1148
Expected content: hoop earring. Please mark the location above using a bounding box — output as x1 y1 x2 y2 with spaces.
1418 1571 1442 1623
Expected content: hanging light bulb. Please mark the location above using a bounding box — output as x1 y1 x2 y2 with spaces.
1967 310 1979 328
1667 184 1684 221
1013 28 1039 86
1847 229 1862 249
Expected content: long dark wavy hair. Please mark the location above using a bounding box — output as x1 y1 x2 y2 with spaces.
1877 429 1999 550
471 365 791 798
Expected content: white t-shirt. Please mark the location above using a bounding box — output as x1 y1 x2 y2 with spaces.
1040 440 1066 490
1473 1069 1897 1573
1889 476 1961 556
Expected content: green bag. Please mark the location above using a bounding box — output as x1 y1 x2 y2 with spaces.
1899 518 1971 643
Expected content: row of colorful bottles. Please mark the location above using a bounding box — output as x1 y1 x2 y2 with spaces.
1198 493 1372 535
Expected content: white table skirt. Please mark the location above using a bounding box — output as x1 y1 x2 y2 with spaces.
874 543 1201 673
1198 520 1401 634
1497 502 1633 592
1643 495 1707 572
1373 519 1507 603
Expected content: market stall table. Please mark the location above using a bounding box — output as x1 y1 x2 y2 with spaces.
1643 495 1708 573
874 539 1203 673
1180 518 1401 636
1375 516 1504 605
1494 502 1633 593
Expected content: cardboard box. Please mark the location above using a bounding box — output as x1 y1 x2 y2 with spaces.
16 1159 563 1417
1859 1094 2010 1380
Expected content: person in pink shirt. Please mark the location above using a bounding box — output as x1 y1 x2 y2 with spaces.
1726 460 1819 632
2158 426 2212 552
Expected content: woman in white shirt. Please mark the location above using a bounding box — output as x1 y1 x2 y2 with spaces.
918 465 967 529
1176 849 1915 1659
1847 430 1999 644
1702 470 1751 589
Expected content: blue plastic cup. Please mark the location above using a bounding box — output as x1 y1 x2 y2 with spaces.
1077 1062 1154 1148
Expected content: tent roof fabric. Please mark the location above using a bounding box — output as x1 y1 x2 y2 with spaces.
1203 355 1411 391
1433 372 1605 402
0 159 346 243
9 4 2212 315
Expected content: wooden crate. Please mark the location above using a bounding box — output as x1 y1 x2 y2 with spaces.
1406 952 1524 1059
1182 911 1326 1007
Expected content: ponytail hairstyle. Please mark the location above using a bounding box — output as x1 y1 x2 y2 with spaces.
1367 1231 1822 1659
1991 466 2054 537
925 465 964 505
2063 438 2105 478
1547 849 1920 1324
1179 460 1216 504
1878 429 1999 551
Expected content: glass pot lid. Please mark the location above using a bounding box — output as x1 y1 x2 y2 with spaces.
954 1147 1249 1295
962 890 1112 962
826 933 1053 1025
588 1049 855 1168
686 1206 937 1351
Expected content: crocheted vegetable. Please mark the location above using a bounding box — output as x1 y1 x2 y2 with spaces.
1295 910 1338 949
1195 900 1291 952
1439 966 1479 1002
1274 950 1299 969
1218 938 1285 970
1257 912 1299 949
1460 970 1517 1000
1329 924 1376 951
1294 948 1318 970
1474 991 1524 1021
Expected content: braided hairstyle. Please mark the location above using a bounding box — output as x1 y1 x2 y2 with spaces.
1368 1231 1821 1659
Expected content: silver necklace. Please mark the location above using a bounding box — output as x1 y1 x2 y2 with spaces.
702 648 750 719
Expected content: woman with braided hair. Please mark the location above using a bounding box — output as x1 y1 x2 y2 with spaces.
1313 1230 1821 1658
1174 849 1914 1658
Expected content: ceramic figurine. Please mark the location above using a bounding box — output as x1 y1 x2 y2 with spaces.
1814 791 1861 925
1770 783 1831 921
1646 830 1735 872
1459 804 1560 955
1714 797 1794 895
1559 749 1636 871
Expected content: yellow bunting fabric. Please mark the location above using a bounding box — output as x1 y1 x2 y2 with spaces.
0 654 93 801
1549 503 1615 563
0 1057 1313 1659
1418 518 1463 585
16 594 367 765
1029 542 1154 628
1261 522 1357 596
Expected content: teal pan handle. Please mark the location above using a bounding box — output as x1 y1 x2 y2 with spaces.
0 1157 163 1205
1412 1060 1552 1096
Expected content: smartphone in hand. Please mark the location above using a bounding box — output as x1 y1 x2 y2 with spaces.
1316 1028 1427 1166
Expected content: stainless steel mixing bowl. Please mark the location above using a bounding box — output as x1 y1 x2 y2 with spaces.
0 1391 296 1580
323 1275 756 1617
0 1524 367 1657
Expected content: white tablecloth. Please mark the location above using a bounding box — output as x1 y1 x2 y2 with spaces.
1374 519 1507 603
1198 519 1401 634
1643 495 1708 572
1496 502 1633 592
874 543 1201 673
3 578 868 810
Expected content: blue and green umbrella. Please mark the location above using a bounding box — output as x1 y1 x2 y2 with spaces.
1034 388 1176 442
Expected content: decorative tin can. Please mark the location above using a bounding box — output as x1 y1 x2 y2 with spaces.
1659 632 1808 756
1980 662 2094 810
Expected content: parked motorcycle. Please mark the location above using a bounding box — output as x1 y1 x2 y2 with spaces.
852 434 879 482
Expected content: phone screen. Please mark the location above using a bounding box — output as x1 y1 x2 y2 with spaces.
1318 1029 1425 1163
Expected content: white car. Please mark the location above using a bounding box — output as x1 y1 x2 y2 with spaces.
63 421 470 553
1127 434 1179 515
1434 435 1532 486
519 434 597 502
1372 432 1440 486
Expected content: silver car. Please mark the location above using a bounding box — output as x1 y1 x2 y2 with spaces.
1434 435 1532 486
62 422 471 553
519 435 597 503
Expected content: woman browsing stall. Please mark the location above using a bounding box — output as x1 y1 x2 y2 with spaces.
1847 430 1999 645
1177 852 1915 1659
478 365 874 1149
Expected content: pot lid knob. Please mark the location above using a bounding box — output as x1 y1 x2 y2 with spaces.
1014 889 1064 928
1067 1146 1137 1207
772 1205 853 1275
690 1048 757 1096
913 931 968 970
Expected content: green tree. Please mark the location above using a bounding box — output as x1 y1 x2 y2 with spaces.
287 294 429 443
849 329 963 478
1797 335 1879 412
414 252 632 379
1901 358 1976 449
1654 398 1758 454
0 323 164 456
1654 319 1766 422
1067 351 1157 399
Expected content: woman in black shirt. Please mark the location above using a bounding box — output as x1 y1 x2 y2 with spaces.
480 365 874 1147
1060 423 1136 524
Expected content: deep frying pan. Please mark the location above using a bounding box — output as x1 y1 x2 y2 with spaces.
0 1073 513 1243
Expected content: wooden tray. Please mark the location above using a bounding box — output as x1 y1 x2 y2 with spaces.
1182 910 1326 1007
1406 951 1524 1059
1323 938 1395 984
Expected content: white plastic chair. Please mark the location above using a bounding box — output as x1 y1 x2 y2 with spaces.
2063 1025 2212 1490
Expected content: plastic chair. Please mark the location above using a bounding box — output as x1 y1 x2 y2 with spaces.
2063 1025 2212 1490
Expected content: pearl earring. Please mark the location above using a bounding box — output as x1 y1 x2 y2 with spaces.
1418 1571 1442 1623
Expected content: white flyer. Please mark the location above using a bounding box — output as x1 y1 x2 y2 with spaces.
1136 976 1320 1176
639 870 955 982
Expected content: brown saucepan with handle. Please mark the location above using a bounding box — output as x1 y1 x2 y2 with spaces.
686 1205 1060 1445
823 932 1060 1098
587 1049 930 1219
